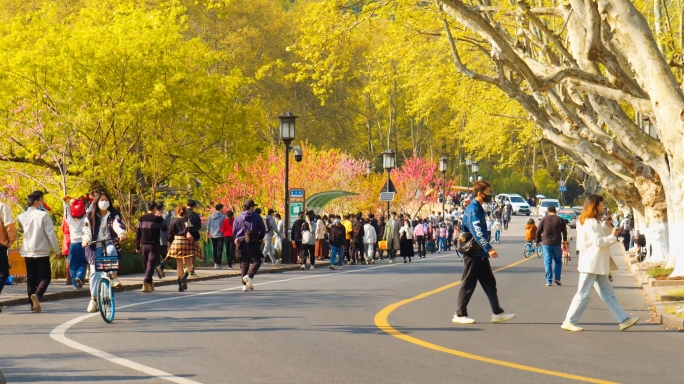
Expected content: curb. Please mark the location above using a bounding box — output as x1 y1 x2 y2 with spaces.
0 262 329 308
622 250 684 331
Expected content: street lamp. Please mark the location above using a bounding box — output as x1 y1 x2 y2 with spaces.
471 161 479 187
279 112 297 264
559 163 566 207
465 156 472 191
382 149 395 219
439 156 448 217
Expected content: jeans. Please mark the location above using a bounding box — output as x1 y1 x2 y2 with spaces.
330 245 343 266
211 237 224 265
542 245 563 284
415 235 426 257
25 256 51 306
90 246 118 298
565 273 629 324
438 237 447 252
456 256 503 317
494 230 501 242
68 243 88 287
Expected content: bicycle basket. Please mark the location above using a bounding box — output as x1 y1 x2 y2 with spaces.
95 256 120 272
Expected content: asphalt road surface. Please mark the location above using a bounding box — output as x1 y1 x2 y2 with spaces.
2 218 683 384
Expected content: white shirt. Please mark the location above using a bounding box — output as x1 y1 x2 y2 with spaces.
576 218 617 275
363 223 377 244
16 207 59 258
0 202 15 226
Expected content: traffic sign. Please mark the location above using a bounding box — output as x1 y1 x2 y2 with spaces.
380 178 396 193
380 192 395 202
559 180 565 187
559 186 567 192
289 188 306 228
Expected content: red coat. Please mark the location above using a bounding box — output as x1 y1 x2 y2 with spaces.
221 217 234 237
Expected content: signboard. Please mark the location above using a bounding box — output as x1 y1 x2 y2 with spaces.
380 192 395 202
559 186 567 192
289 188 305 228
8 246 26 277
559 180 566 187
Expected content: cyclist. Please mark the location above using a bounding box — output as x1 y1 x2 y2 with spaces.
82 191 127 313
525 218 537 245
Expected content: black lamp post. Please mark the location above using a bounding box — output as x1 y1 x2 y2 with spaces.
382 149 395 219
465 156 472 191
279 112 297 264
439 156 448 218
471 161 479 184
559 163 565 207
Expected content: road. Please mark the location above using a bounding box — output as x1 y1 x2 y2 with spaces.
1 218 683 384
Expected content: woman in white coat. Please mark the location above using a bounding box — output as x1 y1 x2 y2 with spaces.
561 194 639 332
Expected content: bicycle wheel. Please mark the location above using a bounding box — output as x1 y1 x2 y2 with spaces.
523 243 533 258
536 244 543 258
563 256 569 266
98 278 115 323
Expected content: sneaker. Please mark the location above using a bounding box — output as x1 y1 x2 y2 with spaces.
156 265 165 279
389 260 393 264
337 265 343 270
75 278 83 289
329 265 335 270
87 299 98 313
452 315 476 324
111 277 122 288
30 294 41 313
141 282 153 293
491 313 516 323
242 285 248 292
561 322 584 332
214 264 221 270
300 265 306 270
243 276 254 290
554 279 562 286
619 317 639 331
310 265 315 270
228 265 233 269
546 283 552 286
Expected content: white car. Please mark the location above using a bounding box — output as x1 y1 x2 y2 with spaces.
538 199 561 219
495 193 531 216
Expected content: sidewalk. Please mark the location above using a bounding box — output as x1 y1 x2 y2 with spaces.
619 246 684 331
0 260 330 308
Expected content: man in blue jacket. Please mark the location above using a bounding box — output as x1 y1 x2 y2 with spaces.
453 180 516 325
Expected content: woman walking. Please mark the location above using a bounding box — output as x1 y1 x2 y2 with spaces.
399 219 414 263
167 206 202 292
221 210 236 269
561 194 639 332
314 215 326 260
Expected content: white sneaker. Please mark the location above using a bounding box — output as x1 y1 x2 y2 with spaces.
111 277 122 288
300 265 306 270
242 286 248 292
452 315 476 324
87 299 98 313
561 322 584 332
242 276 253 290
491 313 516 323
389 260 394 264
214 264 221 270
329 265 336 270
619 317 639 331
310 265 315 270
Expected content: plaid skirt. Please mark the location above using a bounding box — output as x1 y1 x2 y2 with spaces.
168 237 202 259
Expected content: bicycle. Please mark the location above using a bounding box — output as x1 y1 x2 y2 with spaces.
562 247 571 266
523 241 542 258
92 239 120 324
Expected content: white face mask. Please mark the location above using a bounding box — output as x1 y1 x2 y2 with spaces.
98 200 110 210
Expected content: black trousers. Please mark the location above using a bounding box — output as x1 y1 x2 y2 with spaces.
622 235 630 251
25 256 51 306
350 241 363 263
416 236 426 257
343 239 351 262
141 244 159 284
456 256 504 317
0 246 8 296
225 236 235 267
301 244 315 266
211 237 224 265
239 241 262 284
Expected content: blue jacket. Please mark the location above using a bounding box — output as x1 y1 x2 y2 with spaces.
460 199 492 257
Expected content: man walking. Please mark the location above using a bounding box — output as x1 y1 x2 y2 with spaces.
377 216 386 260
17 192 60 313
536 206 568 286
291 212 306 264
453 181 516 325
263 209 278 265
233 199 266 292
156 202 171 278
206 204 226 269
341 214 353 264
383 212 400 263
350 213 365 264
0 200 17 311
136 201 168 293
363 218 377 264
328 216 345 270
186 199 202 276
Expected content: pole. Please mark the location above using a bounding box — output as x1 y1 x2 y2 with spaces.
442 171 446 218
282 142 291 264
467 166 470 192
386 170 391 219
560 168 564 207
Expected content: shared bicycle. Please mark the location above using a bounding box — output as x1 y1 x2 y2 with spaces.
523 241 542 258
92 240 120 324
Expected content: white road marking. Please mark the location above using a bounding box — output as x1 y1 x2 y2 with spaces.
50 254 454 383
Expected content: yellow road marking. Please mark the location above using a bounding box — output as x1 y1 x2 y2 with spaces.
374 257 618 384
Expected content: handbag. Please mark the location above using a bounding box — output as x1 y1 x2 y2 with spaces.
302 230 312 244
378 240 387 250
455 231 481 256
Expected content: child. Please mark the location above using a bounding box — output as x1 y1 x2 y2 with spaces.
492 219 503 244
486 217 494 240
525 219 537 244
